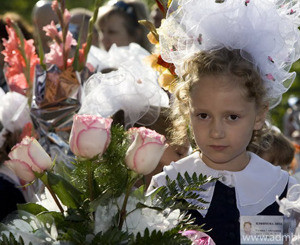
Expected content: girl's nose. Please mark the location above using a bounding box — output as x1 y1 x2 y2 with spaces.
209 120 225 139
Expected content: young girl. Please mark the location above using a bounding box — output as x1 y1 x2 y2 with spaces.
148 0 300 244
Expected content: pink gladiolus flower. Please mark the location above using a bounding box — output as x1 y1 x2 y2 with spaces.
45 42 64 68
51 0 59 12
180 230 215 245
69 114 113 159
43 21 59 40
125 127 167 175
4 136 52 182
63 9 71 24
44 30 77 69
2 24 39 94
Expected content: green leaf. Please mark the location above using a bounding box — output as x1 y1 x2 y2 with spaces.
17 203 48 215
151 172 217 211
89 188 115 211
131 184 145 200
0 232 31 245
130 228 191 245
47 171 83 209
37 211 64 226
92 227 131 245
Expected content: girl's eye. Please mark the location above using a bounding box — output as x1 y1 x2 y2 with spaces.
228 115 239 121
198 113 208 119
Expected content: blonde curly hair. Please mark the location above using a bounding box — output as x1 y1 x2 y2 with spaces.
169 48 270 151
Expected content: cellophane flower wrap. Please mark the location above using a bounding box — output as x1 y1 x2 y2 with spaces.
0 113 216 244
28 0 103 152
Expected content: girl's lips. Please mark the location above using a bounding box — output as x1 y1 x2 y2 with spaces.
209 145 228 151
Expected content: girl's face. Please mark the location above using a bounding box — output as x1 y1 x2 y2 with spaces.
189 75 266 171
99 14 135 51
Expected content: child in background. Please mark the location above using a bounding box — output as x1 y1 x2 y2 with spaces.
148 0 300 244
249 126 297 174
96 0 152 52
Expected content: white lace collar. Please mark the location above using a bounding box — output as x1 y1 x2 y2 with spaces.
149 152 291 217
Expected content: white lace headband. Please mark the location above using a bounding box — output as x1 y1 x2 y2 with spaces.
158 0 300 108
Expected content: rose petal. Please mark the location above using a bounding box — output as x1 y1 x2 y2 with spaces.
28 139 52 171
5 159 35 182
134 142 166 175
77 128 109 158
9 139 34 167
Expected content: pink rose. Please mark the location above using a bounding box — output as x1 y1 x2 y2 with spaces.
125 127 167 175
4 136 52 182
69 114 112 159
180 230 215 245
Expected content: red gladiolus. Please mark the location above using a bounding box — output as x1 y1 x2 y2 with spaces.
2 23 39 95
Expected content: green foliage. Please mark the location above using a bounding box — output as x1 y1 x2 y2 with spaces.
71 124 129 198
47 171 84 209
153 172 218 211
91 227 131 245
17 203 48 215
0 123 216 244
0 233 31 245
271 61 300 129
131 228 191 245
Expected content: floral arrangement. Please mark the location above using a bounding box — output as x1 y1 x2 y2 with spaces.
1 19 39 95
0 114 216 244
139 0 178 94
142 21 178 94
1 0 99 95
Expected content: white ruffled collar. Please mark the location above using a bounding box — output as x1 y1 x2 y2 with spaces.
149 151 290 216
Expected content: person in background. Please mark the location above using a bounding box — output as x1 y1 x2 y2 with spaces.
249 126 297 174
150 4 164 28
69 8 99 47
31 0 58 53
96 0 152 52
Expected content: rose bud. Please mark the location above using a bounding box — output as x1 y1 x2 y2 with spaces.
4 136 53 182
69 114 112 159
125 127 167 175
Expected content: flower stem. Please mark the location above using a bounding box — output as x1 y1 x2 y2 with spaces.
39 173 64 214
118 171 141 230
87 160 94 201
45 184 64 214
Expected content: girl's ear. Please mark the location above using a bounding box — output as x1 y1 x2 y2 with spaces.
254 104 269 130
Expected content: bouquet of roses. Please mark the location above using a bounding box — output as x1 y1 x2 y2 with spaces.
0 114 216 244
